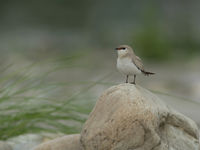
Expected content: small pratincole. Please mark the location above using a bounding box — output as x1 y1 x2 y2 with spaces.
115 45 155 84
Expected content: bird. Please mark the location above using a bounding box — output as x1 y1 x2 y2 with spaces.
115 45 155 84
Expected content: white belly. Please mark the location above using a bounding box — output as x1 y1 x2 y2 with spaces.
117 58 141 75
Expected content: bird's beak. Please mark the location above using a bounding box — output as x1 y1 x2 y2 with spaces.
115 47 120 50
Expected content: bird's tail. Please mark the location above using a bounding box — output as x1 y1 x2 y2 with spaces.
141 70 155 76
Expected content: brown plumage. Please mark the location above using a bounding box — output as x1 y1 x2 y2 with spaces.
132 56 155 76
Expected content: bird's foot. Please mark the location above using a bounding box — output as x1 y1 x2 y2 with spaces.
130 82 136 85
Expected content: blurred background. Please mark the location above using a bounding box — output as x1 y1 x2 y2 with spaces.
0 0 200 149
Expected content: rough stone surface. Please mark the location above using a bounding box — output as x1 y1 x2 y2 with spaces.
80 84 200 150
33 134 81 150
0 141 12 150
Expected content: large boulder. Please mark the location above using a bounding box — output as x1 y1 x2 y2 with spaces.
33 134 81 150
80 84 200 150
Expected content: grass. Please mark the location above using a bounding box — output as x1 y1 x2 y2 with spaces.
0 52 112 140
0 50 199 141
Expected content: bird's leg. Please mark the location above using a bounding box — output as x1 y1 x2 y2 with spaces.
131 75 136 84
125 75 129 83
134 75 136 84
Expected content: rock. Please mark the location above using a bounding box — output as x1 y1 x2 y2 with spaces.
80 84 200 150
0 141 12 150
33 134 81 150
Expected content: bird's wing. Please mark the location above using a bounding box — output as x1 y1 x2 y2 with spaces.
132 55 144 71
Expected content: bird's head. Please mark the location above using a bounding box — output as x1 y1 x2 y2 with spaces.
115 45 134 58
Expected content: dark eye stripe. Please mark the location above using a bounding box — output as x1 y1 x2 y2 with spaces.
115 47 126 50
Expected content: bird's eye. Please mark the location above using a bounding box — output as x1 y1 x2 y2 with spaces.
122 48 126 50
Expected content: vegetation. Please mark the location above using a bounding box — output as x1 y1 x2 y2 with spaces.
0 53 109 140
